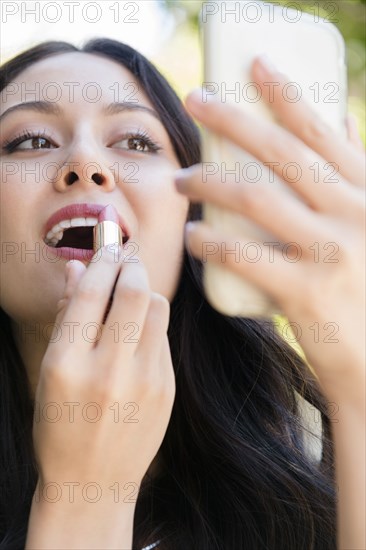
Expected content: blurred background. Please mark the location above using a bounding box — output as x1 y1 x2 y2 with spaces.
157 0 366 143
1 0 365 143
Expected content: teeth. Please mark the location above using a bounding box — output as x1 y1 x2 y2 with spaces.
70 217 86 227
44 216 98 247
59 220 71 229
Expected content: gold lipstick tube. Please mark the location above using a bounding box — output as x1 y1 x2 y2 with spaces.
93 221 123 252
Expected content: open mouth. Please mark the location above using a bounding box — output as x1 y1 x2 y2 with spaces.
44 218 128 257
55 226 95 249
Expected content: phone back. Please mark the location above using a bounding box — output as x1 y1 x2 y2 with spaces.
200 0 347 317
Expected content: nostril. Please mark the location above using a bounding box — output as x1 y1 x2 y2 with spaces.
63 172 104 186
65 172 78 186
92 173 104 185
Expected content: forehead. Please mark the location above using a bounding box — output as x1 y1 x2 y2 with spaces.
1 51 152 107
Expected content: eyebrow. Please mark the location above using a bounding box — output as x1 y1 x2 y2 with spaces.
0 100 160 125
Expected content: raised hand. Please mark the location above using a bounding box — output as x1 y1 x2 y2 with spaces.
175 55 365 402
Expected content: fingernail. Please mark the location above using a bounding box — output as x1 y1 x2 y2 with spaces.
174 169 189 191
257 54 278 75
185 88 206 115
187 88 204 104
185 221 196 234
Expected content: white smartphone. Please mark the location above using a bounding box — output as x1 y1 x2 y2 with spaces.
200 0 348 317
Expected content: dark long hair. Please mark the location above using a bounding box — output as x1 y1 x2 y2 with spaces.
0 39 336 549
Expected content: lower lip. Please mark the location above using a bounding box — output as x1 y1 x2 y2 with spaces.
45 246 95 262
44 240 130 262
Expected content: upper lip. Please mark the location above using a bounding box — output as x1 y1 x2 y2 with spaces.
43 203 130 241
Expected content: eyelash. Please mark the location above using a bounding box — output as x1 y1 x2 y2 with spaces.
2 128 163 154
2 129 53 153
116 129 162 154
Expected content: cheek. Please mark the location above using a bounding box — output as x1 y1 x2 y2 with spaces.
0 175 63 323
0 237 64 326
140 225 187 301
0 262 63 325
1 163 44 245
128 177 189 300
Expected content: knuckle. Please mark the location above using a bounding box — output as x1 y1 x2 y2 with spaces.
40 358 70 387
150 293 170 315
145 294 170 330
119 282 149 304
93 383 120 407
268 128 301 162
143 373 158 396
238 183 269 213
302 113 330 142
137 372 173 403
133 371 157 400
154 382 175 409
122 259 148 280
76 280 103 301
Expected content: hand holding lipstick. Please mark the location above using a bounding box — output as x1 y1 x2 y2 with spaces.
28 227 175 544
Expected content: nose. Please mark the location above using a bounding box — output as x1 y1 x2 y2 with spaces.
53 141 116 193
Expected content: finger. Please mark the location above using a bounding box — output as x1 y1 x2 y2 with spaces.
175 165 333 247
98 290 173 412
135 292 170 369
185 90 355 217
184 221 301 304
59 246 125 350
160 334 175 383
250 56 366 188
54 260 87 321
346 113 365 154
158 334 176 403
98 260 151 360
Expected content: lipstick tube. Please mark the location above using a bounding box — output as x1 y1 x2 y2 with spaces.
93 220 123 252
93 206 123 324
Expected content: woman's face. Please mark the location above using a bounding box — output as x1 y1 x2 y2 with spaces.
0 52 189 326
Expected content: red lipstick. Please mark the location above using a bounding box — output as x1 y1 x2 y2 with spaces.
93 205 123 252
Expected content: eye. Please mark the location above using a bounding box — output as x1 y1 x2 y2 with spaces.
113 131 162 154
17 136 55 150
2 130 57 153
117 137 148 152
